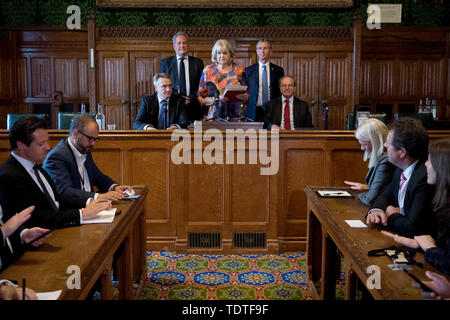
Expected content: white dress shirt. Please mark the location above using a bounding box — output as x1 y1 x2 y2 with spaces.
398 160 419 215
68 138 94 195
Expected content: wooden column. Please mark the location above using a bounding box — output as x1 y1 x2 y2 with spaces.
352 11 362 111
88 11 97 112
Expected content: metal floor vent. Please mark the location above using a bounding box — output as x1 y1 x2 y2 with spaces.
233 233 266 248
188 232 221 248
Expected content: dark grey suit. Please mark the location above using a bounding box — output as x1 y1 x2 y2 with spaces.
358 155 396 207
264 96 313 129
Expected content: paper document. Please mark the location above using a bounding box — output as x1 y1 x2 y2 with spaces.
223 85 247 102
316 190 353 198
37 290 62 300
345 220 367 228
81 208 116 224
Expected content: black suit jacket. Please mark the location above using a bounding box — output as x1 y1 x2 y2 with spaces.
160 55 204 121
0 155 86 229
133 93 188 130
264 96 313 129
370 162 437 238
0 224 24 272
244 62 284 121
43 139 116 202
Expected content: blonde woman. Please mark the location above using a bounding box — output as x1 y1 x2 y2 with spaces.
198 39 247 121
344 118 396 206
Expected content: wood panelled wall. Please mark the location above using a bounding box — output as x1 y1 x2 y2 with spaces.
0 26 449 129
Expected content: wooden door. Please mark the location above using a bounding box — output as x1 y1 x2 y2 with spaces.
98 51 129 129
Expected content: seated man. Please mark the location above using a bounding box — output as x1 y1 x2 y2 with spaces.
43 114 132 202
0 116 111 229
133 72 188 130
367 118 437 238
263 76 313 130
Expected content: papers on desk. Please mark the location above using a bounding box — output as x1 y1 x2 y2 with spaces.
36 290 62 300
81 208 117 224
345 220 367 228
124 194 141 199
316 190 353 198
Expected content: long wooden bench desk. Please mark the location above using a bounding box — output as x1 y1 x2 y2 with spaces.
0 186 148 300
305 185 443 300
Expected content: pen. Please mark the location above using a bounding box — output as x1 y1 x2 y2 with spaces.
22 276 25 300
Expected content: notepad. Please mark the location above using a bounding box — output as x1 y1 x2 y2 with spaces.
316 190 353 198
36 290 62 300
81 208 117 224
345 220 367 228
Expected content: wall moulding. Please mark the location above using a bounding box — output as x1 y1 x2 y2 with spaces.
96 0 353 9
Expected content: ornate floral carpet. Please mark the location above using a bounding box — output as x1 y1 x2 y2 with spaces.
140 251 315 300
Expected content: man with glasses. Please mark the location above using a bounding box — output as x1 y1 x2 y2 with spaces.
263 76 313 130
43 114 132 202
0 116 112 229
133 73 188 130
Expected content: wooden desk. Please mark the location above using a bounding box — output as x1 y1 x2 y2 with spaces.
305 185 441 300
0 186 148 300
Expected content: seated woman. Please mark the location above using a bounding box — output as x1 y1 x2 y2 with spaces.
382 138 450 275
198 39 247 121
344 118 396 206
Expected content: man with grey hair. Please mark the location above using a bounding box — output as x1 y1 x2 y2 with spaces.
244 39 284 122
43 113 132 202
159 31 204 121
133 73 188 130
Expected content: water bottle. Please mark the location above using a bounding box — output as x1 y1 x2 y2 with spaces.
425 98 431 113
418 99 423 113
431 99 437 120
96 103 106 130
80 103 86 113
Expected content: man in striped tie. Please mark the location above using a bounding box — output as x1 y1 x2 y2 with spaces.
263 76 313 130
366 118 437 238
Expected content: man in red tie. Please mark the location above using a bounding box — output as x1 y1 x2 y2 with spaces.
366 118 437 238
263 76 313 130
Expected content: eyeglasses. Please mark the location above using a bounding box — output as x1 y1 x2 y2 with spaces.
280 84 295 88
79 131 100 142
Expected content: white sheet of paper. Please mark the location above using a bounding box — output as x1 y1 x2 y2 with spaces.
317 190 352 197
345 220 367 228
36 290 62 300
81 208 116 224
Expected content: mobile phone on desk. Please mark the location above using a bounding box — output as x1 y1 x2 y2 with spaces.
115 209 122 215
405 271 432 292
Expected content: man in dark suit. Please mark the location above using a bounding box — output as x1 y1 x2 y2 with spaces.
244 39 284 122
367 118 436 238
159 32 204 122
133 73 188 130
43 114 132 203
264 76 313 130
0 116 111 229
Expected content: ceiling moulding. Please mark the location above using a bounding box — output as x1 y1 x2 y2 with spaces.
96 0 354 9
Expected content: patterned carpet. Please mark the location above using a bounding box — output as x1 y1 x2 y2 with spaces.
141 251 315 300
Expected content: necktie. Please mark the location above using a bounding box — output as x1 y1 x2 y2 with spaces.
399 172 407 190
283 99 291 130
262 65 269 106
178 57 187 96
158 100 168 129
33 164 58 212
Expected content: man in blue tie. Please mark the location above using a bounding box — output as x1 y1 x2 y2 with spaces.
366 118 437 238
244 40 284 122
159 32 204 122
133 73 188 130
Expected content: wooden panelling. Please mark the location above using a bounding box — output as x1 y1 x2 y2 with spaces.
359 59 373 98
17 58 29 98
54 58 76 98
31 58 51 98
78 59 89 98
399 60 419 97
376 59 395 97
422 58 443 98
331 148 369 186
0 58 12 99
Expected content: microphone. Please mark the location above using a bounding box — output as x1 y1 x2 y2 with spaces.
322 100 328 130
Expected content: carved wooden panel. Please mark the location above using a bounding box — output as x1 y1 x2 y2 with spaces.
360 59 373 98
17 58 29 98
422 58 443 98
31 58 51 98
54 58 76 98
0 58 12 99
399 59 419 97
91 148 121 183
376 60 395 97
105 103 129 130
78 59 89 98
101 56 127 99
331 148 368 187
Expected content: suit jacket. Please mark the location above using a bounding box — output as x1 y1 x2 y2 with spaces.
0 224 24 272
0 155 86 229
370 162 437 238
159 55 204 122
43 139 116 202
264 96 313 129
133 93 188 130
244 62 284 121
358 155 396 207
